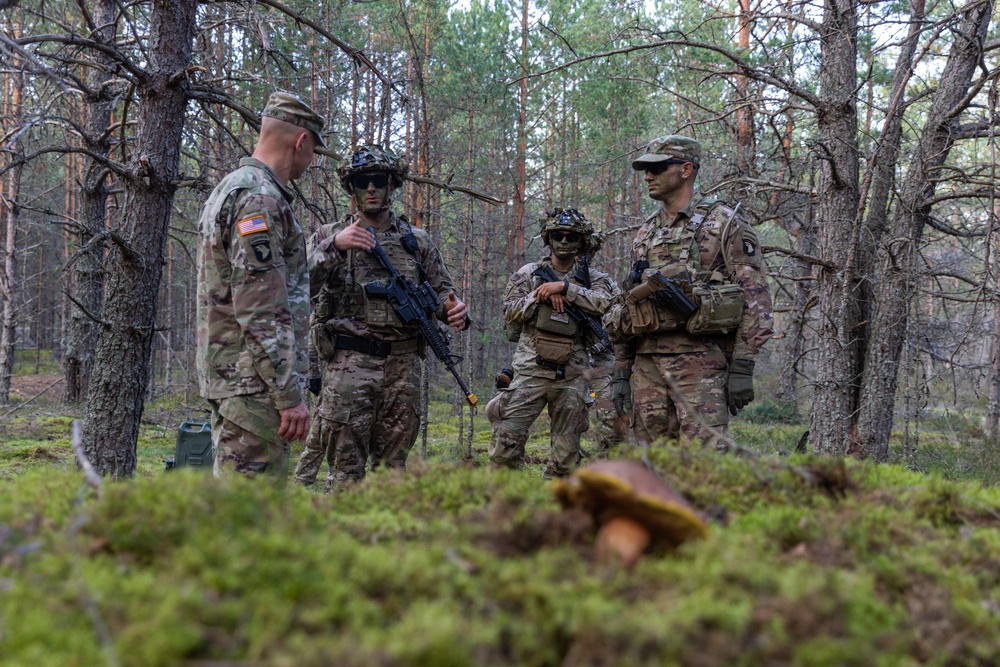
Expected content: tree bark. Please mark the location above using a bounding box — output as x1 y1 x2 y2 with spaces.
82 0 198 477
808 0 862 455
65 0 117 403
856 0 994 460
0 19 24 405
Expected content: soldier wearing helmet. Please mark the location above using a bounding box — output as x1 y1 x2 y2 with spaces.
486 208 618 478
603 134 773 449
293 144 469 487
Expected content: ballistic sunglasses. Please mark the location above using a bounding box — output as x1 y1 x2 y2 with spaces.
350 172 391 190
643 159 690 176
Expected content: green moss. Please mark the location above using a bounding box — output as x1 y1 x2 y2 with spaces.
4 399 1000 665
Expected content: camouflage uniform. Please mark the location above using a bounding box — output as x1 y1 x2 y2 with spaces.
486 257 615 477
293 211 462 485
604 137 773 448
195 156 310 483
590 349 628 455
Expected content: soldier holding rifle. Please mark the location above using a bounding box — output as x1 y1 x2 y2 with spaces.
603 135 773 448
293 145 469 486
486 209 616 478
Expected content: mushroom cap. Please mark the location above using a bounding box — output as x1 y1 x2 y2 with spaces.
553 460 708 547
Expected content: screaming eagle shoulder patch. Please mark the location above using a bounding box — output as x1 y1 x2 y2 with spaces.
249 234 273 263
235 212 277 269
743 237 756 257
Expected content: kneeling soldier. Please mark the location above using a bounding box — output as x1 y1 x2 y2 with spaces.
487 209 617 478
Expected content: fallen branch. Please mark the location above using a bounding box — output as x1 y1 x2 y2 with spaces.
0 376 64 419
72 419 103 497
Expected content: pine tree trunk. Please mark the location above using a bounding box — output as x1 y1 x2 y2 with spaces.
855 0 994 461
0 21 23 405
82 0 198 477
65 0 117 404
808 0 862 455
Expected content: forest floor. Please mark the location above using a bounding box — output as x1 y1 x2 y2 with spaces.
3 368 1000 666
8 373 63 403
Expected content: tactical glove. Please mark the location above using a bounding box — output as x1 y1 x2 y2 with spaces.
610 367 633 416
727 358 755 414
308 378 322 397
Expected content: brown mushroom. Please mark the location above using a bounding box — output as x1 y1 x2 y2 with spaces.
553 460 708 569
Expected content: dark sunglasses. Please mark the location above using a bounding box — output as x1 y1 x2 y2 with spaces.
550 231 582 243
643 159 689 176
350 172 391 190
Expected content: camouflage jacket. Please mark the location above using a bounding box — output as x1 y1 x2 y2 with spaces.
608 193 773 362
504 258 616 380
196 158 310 410
310 212 460 341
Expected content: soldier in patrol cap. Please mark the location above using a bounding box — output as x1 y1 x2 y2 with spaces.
196 90 326 484
292 144 469 487
603 135 773 448
486 209 617 478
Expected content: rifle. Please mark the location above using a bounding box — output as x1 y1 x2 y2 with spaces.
627 259 699 319
531 263 613 356
363 228 478 409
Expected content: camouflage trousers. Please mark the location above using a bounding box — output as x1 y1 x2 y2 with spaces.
208 395 289 486
589 362 630 456
632 346 729 449
486 374 591 477
293 347 421 486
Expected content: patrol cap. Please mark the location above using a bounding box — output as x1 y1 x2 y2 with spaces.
261 91 329 151
631 134 700 170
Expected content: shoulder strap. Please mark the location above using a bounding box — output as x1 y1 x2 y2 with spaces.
717 202 743 278
398 215 428 282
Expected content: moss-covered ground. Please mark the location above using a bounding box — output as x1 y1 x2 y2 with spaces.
3 383 1000 665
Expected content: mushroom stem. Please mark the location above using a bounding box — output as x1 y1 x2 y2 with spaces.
595 516 652 569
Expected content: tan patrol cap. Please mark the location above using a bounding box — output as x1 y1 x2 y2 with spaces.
261 91 328 151
631 134 701 169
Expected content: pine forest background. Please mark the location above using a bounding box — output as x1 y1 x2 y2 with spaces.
1 0 999 476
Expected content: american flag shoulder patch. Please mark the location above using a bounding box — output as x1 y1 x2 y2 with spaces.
237 215 269 236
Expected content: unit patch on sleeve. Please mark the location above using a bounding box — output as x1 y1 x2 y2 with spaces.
249 234 273 263
743 237 756 257
237 215 269 236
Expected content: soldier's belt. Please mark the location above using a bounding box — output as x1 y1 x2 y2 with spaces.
333 334 420 358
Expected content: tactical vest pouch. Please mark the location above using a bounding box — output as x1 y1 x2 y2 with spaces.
534 329 575 365
535 304 578 337
311 321 336 362
505 321 522 343
362 280 400 327
623 270 686 335
686 282 745 335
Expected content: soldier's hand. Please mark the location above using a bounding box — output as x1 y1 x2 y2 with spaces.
278 402 310 443
727 358 755 415
533 280 566 305
333 217 376 252
445 291 469 330
610 367 633 416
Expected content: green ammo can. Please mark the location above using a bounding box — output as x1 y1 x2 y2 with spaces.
165 421 214 471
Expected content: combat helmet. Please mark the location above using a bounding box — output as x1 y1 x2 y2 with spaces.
337 144 409 193
539 208 598 255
